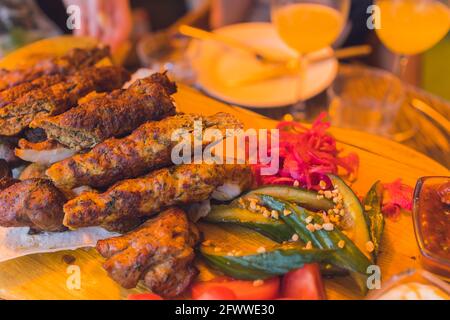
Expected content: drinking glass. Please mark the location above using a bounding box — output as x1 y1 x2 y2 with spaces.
270 0 350 119
375 0 450 79
327 65 413 138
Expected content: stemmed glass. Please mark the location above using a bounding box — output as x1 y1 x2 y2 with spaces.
375 0 450 80
270 0 350 119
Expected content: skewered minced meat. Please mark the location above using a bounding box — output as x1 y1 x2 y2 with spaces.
31 72 177 150
0 66 130 136
46 112 243 190
96 207 200 298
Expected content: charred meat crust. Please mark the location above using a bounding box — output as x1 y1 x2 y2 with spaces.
46 112 243 190
0 46 110 92
0 74 65 108
96 207 200 297
32 73 177 150
63 164 253 229
0 66 130 136
0 177 19 191
0 179 67 232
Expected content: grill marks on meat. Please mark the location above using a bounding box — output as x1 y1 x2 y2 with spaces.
32 73 177 150
96 207 200 297
63 163 253 229
46 113 243 190
0 46 110 92
0 66 130 136
0 179 67 232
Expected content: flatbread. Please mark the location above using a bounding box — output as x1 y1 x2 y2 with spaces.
0 226 118 263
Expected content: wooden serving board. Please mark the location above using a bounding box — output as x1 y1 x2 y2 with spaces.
0 38 448 300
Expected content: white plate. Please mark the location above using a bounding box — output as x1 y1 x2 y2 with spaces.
189 22 338 109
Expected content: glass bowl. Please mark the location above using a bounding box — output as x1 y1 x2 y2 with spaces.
413 176 450 280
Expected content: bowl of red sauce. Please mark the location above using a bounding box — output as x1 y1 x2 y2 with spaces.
413 176 450 279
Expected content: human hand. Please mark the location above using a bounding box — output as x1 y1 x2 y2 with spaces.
64 0 132 52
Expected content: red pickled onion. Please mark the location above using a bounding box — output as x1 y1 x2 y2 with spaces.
381 179 414 219
252 112 359 190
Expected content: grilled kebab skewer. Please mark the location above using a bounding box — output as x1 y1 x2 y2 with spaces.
0 66 130 136
0 179 67 232
63 163 254 230
0 46 110 92
32 72 177 150
96 207 200 297
0 74 64 108
46 112 243 190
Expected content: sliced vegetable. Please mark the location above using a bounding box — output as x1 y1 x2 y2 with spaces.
328 174 372 260
194 286 237 300
128 293 163 300
203 205 294 243
382 179 414 219
280 264 326 300
201 242 334 280
252 113 359 190
320 264 349 278
192 277 280 300
243 185 334 211
363 181 385 261
259 195 371 295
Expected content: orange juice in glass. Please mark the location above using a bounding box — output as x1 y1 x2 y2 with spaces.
271 0 350 116
375 0 450 74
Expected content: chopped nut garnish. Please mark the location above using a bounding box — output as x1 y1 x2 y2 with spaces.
305 216 313 224
333 196 340 203
314 223 323 231
322 223 334 231
339 209 345 216
306 224 315 232
271 210 279 220
249 201 257 211
257 247 266 253
305 241 313 250
263 210 271 218
253 280 264 287
324 190 333 199
318 190 324 195
366 241 375 253
283 209 292 216
291 234 299 241
338 240 345 248
293 180 300 187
